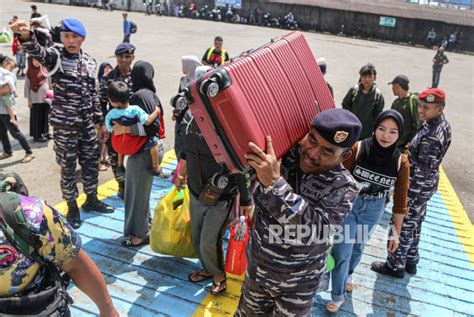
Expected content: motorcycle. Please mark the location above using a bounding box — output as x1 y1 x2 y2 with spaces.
178 4 186 17
155 1 162 16
263 11 279 28
143 0 153 15
225 6 235 23
200 5 211 20
187 2 197 18
282 12 298 30
211 7 221 21
231 13 240 24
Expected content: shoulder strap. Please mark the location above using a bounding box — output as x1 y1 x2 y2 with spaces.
207 47 215 61
408 93 417 118
372 87 381 107
40 47 63 78
351 84 359 102
221 49 227 64
0 192 44 264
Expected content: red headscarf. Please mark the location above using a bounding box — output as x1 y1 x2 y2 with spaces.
26 57 47 92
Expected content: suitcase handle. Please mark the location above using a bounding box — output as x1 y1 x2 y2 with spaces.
233 36 283 61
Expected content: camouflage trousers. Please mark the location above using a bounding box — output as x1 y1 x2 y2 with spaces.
235 274 316 317
53 127 99 202
387 202 427 270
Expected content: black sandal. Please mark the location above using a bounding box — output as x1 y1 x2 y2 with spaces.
188 270 213 283
210 277 227 295
121 236 150 248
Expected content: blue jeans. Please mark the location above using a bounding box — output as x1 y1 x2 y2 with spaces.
330 195 385 301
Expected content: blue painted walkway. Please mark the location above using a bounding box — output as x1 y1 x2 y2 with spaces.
58 155 474 316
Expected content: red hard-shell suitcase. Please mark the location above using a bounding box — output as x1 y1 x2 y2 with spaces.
185 32 334 172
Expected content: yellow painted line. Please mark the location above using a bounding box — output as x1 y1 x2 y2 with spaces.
55 150 177 216
52 149 244 314
438 166 474 265
192 273 245 317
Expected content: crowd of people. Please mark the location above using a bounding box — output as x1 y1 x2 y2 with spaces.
0 4 454 316
425 27 464 52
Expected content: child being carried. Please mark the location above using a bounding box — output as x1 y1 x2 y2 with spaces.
105 81 168 180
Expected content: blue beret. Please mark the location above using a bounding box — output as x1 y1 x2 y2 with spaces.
114 42 136 55
311 109 362 148
61 19 86 37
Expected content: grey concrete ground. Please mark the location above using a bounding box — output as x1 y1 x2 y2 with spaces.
1 1 473 221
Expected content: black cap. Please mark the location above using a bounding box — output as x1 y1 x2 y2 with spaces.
114 42 135 55
388 74 409 91
311 109 362 148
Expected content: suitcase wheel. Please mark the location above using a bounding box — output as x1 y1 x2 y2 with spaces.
206 82 220 98
200 77 220 98
175 96 189 111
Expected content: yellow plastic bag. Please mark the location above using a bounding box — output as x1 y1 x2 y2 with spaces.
0 31 12 44
150 187 197 258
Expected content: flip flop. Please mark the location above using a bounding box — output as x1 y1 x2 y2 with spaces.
121 236 150 248
210 277 227 295
152 168 170 179
99 165 108 171
21 154 35 163
188 270 213 283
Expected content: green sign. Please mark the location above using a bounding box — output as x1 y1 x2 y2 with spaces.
379 16 397 27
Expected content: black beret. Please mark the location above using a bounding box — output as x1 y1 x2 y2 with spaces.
311 109 362 148
114 42 136 56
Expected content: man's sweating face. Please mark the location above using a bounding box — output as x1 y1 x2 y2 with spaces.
299 128 350 174
61 32 84 54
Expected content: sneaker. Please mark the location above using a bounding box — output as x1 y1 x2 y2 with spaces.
326 300 344 313
0 152 12 160
82 195 115 214
346 275 354 292
405 263 417 275
21 154 35 163
371 261 405 279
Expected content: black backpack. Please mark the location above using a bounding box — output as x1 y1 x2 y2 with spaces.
130 21 138 34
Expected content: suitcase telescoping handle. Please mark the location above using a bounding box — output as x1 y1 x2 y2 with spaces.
231 35 283 62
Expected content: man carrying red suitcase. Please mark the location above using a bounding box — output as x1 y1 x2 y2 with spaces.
235 109 362 316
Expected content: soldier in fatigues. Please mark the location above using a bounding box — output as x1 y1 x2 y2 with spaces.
11 19 114 229
236 109 362 316
98 42 135 198
372 88 452 278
